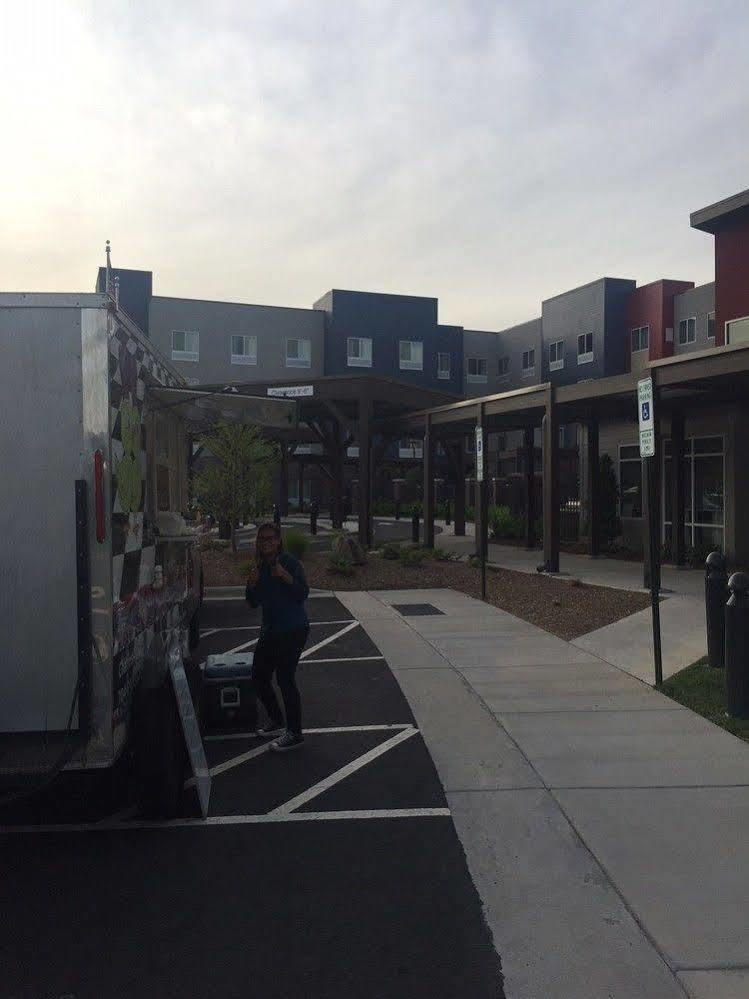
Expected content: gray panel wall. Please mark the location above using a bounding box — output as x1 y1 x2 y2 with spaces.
541 278 635 384
463 318 542 397
148 296 325 386
674 282 715 354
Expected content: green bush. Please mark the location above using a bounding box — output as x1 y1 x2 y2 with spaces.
432 547 459 561
381 542 402 560
283 528 310 560
465 505 475 523
373 498 396 516
488 504 523 540
326 554 355 576
399 547 426 567
200 537 231 552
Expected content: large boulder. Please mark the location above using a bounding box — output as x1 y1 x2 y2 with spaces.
331 532 366 565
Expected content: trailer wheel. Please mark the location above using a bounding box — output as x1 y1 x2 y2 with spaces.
134 673 186 819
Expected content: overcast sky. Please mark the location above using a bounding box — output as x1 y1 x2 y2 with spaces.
1 1 747 330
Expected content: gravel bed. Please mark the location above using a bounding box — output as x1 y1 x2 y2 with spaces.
201 548 650 642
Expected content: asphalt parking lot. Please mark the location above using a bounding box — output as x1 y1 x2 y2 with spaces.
2 594 504 998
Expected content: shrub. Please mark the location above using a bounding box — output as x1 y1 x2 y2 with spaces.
326 554 355 576
332 532 366 565
432 547 459 561
468 554 480 568
373 498 396 516
283 528 310 560
488 505 523 540
200 537 231 552
381 542 402 560
399 547 426 567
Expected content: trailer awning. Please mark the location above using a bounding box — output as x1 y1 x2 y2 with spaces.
147 386 297 430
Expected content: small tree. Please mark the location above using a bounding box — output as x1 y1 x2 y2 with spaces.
194 421 278 551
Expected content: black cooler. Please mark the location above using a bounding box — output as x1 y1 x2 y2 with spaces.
201 653 257 730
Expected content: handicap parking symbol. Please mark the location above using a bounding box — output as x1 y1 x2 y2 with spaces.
641 401 650 421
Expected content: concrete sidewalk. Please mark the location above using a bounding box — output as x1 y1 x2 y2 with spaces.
435 530 708 682
337 588 749 999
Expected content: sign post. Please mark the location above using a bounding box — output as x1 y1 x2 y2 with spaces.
475 423 487 601
638 377 663 686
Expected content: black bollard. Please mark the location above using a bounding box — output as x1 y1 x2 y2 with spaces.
310 501 318 536
726 572 749 718
394 498 401 521
705 551 728 668
273 505 281 526
411 509 420 544
445 500 451 526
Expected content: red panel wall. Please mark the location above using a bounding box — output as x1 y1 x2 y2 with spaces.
715 212 749 346
624 280 694 369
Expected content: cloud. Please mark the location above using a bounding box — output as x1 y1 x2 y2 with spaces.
1 0 747 329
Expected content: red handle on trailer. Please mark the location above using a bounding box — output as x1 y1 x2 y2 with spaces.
94 449 105 542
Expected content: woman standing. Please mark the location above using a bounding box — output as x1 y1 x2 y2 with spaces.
245 523 310 751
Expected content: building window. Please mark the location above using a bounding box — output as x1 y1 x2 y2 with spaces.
521 349 535 378
347 445 360 458
548 340 565 371
707 313 716 339
230 334 257 365
619 444 643 518
399 438 423 459
466 357 488 383
171 330 199 362
663 436 724 550
286 338 311 368
678 317 696 345
399 340 423 371
347 337 373 367
437 352 451 379
631 326 650 353
577 332 594 364
498 356 510 377
726 316 749 345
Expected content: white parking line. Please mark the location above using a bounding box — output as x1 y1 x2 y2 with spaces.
271 726 419 815
302 655 384 664
299 621 359 660
206 723 411 742
0 808 451 834
202 620 354 635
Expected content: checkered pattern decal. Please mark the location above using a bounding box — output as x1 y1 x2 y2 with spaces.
109 319 194 743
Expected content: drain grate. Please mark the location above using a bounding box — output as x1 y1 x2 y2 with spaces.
392 603 445 617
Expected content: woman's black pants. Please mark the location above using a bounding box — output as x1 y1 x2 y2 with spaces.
252 626 309 736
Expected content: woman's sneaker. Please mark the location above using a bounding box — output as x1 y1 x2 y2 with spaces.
270 731 304 752
258 719 285 737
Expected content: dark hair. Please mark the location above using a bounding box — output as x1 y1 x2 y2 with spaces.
255 521 283 560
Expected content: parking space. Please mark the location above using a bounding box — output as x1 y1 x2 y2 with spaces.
1 594 505 998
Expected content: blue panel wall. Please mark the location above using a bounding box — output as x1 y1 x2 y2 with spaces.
314 289 463 393
96 267 153 337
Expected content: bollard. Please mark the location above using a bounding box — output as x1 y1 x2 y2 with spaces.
725 572 749 718
445 500 451 526
705 551 728 668
411 509 420 544
272 505 280 526
394 498 401 521
309 501 318 536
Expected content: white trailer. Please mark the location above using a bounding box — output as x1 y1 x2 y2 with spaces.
0 293 295 812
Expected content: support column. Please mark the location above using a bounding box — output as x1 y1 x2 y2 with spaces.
542 391 560 572
523 426 536 549
453 439 466 536
587 418 601 557
279 444 290 518
423 416 435 549
475 405 488 561
358 396 373 548
298 461 305 514
671 409 686 567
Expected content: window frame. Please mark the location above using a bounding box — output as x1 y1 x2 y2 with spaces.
725 315 749 345
630 325 650 353
618 443 643 519
577 332 594 364
230 334 258 366
521 348 535 378
707 312 716 340
171 330 199 362
437 352 451 379
678 317 697 345
466 356 488 383
399 340 424 371
346 336 373 368
285 337 312 368
398 438 423 459
497 356 510 378
548 339 565 371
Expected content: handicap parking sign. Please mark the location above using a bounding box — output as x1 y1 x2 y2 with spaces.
641 401 650 421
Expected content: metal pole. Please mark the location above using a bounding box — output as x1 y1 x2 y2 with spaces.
647 456 663 685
